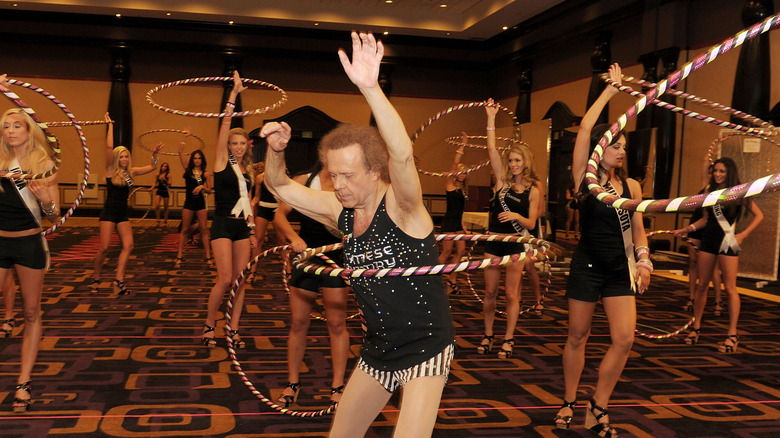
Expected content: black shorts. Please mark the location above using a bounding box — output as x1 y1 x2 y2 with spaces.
290 253 348 291
484 241 525 257
440 218 464 233
566 249 634 302
183 196 206 211
256 205 276 222
99 205 129 223
210 216 250 241
156 189 169 199
700 237 739 256
0 234 49 270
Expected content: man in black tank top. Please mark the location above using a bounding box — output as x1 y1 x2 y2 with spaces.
262 31 455 438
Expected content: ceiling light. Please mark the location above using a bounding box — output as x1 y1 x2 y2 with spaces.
383 31 389 35
228 20 234 25
116 13 122 18
502 26 508 30
166 12 171 16
385 0 393 3
440 4 448 7
314 22 319 26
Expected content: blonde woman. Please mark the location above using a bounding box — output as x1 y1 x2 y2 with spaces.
200 71 257 349
0 92 61 411
478 99 541 359
91 112 160 295
438 133 469 294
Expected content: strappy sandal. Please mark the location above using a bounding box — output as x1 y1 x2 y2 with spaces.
714 302 724 316
112 279 129 296
12 381 32 413
585 399 617 437
202 324 216 348
532 302 544 316
89 278 100 293
683 299 694 312
0 318 15 338
329 384 345 408
554 399 576 429
277 382 301 408
227 329 246 349
718 334 739 353
174 257 182 269
684 328 700 345
476 335 494 354
497 338 515 359
446 280 461 295
207 258 215 269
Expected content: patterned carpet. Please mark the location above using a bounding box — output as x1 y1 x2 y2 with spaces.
0 218 779 437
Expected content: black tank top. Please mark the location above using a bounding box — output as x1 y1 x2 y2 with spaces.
299 173 340 249
339 196 455 371
0 178 38 231
213 167 251 217
104 177 130 210
577 176 633 262
488 186 531 234
184 172 205 203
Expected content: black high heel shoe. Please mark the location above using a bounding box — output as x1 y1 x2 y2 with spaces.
278 382 301 408
0 318 15 338
112 279 129 295
202 324 216 348
446 280 461 295
718 334 739 353
12 381 31 413
329 384 345 408
497 338 515 359
684 327 701 345
227 329 246 349
585 399 617 437
553 399 576 429
476 335 494 354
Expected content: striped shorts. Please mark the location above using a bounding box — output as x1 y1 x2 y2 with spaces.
357 343 455 392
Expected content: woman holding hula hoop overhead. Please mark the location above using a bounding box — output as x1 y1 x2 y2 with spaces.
0 96 61 412
152 162 172 227
675 156 762 353
200 71 256 350
478 98 542 359
273 161 350 409
438 133 469 295
92 112 161 296
553 64 650 437
175 137 213 269
263 31 455 437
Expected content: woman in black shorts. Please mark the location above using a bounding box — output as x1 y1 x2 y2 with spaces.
200 71 256 349
437 135 468 294
246 162 284 284
676 156 762 353
175 141 212 268
92 112 160 295
478 99 542 360
553 64 650 437
152 162 171 227
0 102 60 412
273 162 350 408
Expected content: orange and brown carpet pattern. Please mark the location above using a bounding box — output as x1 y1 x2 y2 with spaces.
0 219 779 437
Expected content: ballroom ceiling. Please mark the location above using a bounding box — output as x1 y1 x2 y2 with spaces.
3 0 566 40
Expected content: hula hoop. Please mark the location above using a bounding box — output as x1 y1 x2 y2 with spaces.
224 244 336 417
586 11 780 214
0 80 63 181
444 134 515 150
411 102 518 177
617 74 775 130
0 79 91 235
646 229 699 253
706 131 780 165
281 253 362 323
459 238 553 317
146 77 287 118
129 187 155 225
44 120 112 127
136 129 207 156
292 234 551 279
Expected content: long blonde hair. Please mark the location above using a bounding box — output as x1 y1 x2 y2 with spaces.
0 108 53 177
502 142 538 192
110 146 133 186
228 128 255 182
